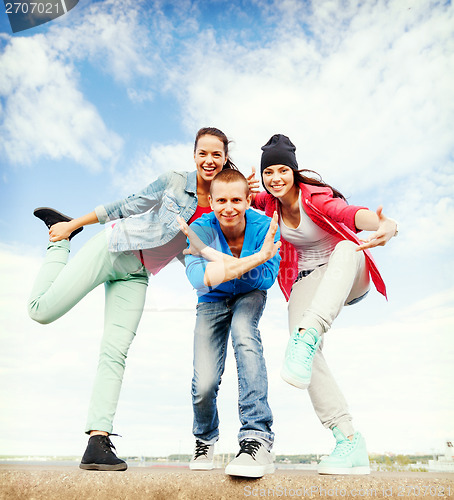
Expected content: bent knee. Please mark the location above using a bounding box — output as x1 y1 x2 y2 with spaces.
192 380 219 402
28 302 54 325
334 240 364 262
335 240 358 253
28 309 53 325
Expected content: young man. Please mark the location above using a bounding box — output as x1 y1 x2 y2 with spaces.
178 168 281 478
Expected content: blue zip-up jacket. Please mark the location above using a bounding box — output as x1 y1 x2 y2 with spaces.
95 170 198 252
185 209 281 302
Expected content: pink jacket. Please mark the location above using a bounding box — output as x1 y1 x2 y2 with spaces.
253 184 387 301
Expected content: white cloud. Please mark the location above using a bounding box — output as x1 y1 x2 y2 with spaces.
126 88 154 104
112 142 195 195
144 0 454 277
0 244 198 455
165 0 453 193
1 245 453 456
0 34 122 170
1 0 453 460
387 162 454 257
397 287 454 322
0 0 161 170
53 0 156 84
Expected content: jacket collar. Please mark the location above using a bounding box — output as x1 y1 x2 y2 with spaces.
298 182 330 198
185 170 198 195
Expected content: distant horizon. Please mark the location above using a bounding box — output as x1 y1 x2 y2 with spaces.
0 449 445 460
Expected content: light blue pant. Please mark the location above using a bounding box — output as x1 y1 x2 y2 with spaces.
192 289 274 448
28 230 149 434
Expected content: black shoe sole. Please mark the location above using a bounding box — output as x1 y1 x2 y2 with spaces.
33 207 83 240
79 462 128 471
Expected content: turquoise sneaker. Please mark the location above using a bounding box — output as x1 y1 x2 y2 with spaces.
280 327 321 389
317 427 371 475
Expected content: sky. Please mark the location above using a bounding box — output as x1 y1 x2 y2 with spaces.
0 0 453 460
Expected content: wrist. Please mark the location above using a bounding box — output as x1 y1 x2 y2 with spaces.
200 246 215 260
68 219 80 232
256 249 267 265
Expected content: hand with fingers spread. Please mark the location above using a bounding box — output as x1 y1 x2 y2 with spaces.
356 206 398 251
247 166 261 194
258 212 282 261
178 216 211 257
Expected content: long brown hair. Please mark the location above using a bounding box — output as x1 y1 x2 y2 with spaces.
194 127 238 170
294 169 346 201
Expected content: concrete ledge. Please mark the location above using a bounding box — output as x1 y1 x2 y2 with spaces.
1 465 453 500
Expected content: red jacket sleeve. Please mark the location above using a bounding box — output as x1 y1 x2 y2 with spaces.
308 187 367 233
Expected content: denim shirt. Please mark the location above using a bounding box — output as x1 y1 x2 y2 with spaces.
95 170 198 252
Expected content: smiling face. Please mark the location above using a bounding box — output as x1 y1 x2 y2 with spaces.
262 164 296 199
194 134 227 183
209 179 251 234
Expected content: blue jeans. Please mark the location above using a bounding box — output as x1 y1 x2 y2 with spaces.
192 289 274 448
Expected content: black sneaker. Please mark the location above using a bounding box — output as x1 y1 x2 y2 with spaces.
79 435 128 471
33 207 83 240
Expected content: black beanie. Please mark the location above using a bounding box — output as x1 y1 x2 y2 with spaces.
260 134 298 173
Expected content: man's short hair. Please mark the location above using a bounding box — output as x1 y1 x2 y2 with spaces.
210 169 250 197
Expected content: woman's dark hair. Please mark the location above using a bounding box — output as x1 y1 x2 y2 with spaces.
294 169 346 201
194 127 238 170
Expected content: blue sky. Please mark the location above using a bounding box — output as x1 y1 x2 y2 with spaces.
1 0 453 459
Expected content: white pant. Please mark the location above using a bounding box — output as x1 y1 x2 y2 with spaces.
287 240 370 437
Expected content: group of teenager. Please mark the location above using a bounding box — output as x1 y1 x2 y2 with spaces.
29 128 398 478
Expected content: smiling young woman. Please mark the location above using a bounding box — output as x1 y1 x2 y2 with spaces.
28 127 236 472
251 133 398 476
194 127 238 207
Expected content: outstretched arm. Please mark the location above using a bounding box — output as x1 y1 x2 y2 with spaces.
355 206 398 251
204 212 281 287
178 216 227 263
49 211 99 242
179 213 281 287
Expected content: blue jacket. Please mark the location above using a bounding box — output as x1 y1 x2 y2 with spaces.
95 171 198 252
185 209 281 302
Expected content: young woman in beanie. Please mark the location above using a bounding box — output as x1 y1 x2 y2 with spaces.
249 134 398 475
29 127 236 472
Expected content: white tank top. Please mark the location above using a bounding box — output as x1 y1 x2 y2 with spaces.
279 197 342 271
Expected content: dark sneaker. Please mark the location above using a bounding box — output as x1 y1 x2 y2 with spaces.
225 439 275 478
33 207 83 240
79 435 128 471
